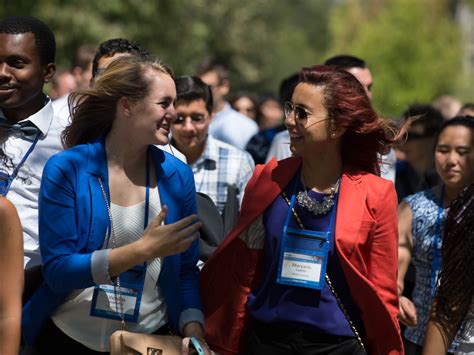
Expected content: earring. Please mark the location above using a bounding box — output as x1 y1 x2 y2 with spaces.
331 132 336 138
44 79 49 83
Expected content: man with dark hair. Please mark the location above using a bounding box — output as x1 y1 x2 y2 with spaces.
324 54 373 101
170 76 254 215
91 38 151 81
197 57 258 150
0 16 67 268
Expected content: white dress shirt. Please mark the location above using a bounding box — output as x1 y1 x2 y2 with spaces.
1 98 68 268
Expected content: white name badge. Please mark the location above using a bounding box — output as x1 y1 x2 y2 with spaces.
281 252 323 283
90 264 146 323
95 285 138 314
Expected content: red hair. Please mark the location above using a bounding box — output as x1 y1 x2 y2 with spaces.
300 65 403 175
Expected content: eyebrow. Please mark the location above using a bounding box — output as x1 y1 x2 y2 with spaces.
6 54 31 62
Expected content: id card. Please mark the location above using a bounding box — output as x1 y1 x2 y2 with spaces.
90 263 146 322
277 227 329 290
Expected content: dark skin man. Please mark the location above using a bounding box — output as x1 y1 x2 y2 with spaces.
0 32 55 123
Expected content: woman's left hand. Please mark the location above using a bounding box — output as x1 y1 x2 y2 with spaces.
181 337 213 355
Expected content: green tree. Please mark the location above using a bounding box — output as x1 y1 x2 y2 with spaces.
327 0 463 117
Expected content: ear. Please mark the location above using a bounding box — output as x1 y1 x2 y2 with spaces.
208 112 215 123
117 97 133 117
43 63 56 83
329 120 346 139
220 79 230 96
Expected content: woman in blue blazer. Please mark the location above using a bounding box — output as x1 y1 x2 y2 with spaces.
23 56 208 354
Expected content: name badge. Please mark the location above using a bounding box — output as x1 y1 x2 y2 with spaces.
90 263 146 323
277 227 329 290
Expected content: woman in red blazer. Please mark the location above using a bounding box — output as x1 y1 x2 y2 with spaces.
200 65 405 355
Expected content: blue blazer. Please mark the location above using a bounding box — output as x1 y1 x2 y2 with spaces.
22 137 202 344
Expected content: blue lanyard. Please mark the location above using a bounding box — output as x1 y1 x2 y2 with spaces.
431 185 444 296
0 133 40 196
144 149 151 229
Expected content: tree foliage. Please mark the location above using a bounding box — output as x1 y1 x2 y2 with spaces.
1 0 470 109
326 0 463 117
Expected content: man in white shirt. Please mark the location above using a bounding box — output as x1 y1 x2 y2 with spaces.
197 57 258 150
0 16 68 269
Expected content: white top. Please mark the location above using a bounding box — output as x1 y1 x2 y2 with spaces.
0 98 68 268
456 300 474 355
266 130 396 183
208 102 259 150
52 188 167 352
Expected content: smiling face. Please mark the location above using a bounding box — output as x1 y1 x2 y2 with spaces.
0 32 55 121
284 82 336 157
128 70 176 146
170 99 211 163
435 125 474 189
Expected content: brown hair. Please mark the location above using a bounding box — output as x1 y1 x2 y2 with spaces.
299 65 406 175
62 56 173 148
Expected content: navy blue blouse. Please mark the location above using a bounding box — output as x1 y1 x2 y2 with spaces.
247 175 365 339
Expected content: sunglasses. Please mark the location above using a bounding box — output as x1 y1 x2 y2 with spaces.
173 114 207 125
284 102 312 120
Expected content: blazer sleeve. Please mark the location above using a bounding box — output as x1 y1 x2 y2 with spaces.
367 180 400 322
177 166 204 329
39 154 96 292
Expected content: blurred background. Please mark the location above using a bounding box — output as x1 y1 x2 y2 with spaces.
2 0 473 117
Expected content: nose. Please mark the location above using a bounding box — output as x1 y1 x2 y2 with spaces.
0 63 12 83
446 152 458 166
284 108 296 129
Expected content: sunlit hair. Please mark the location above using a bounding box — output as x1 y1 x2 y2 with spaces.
62 56 173 148
299 65 405 175
432 183 474 346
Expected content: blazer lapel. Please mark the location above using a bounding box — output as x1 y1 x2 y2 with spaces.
86 137 110 251
335 172 366 259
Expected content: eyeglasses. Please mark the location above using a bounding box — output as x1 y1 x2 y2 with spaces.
172 114 207 125
284 102 312 120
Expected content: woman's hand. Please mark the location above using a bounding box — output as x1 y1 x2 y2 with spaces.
181 337 213 355
398 296 417 327
109 205 201 277
140 205 201 259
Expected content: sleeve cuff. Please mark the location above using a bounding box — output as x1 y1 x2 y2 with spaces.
179 308 205 334
91 249 113 285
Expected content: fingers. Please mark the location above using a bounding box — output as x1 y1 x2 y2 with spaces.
147 205 168 228
182 337 191 355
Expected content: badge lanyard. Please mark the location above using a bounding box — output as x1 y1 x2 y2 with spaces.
276 178 338 290
431 184 445 297
0 134 40 196
91 149 152 326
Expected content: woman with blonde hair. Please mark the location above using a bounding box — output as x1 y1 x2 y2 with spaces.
22 56 209 354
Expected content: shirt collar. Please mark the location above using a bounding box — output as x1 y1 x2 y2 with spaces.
0 96 53 137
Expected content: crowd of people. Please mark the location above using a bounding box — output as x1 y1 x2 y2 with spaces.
0 15 473 355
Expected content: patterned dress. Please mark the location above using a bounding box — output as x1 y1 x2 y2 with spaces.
404 189 459 352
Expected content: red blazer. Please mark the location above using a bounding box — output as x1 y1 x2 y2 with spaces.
200 157 403 355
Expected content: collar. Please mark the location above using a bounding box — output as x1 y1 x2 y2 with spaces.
0 96 53 137
192 134 219 168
